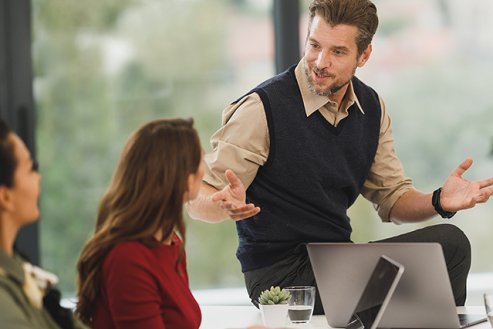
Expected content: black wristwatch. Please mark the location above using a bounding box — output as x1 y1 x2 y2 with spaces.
432 188 457 219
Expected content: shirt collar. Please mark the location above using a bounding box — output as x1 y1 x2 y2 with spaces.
294 59 365 116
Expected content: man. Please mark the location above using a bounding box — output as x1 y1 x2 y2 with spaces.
187 0 493 314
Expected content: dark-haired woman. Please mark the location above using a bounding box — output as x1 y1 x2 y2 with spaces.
0 118 87 329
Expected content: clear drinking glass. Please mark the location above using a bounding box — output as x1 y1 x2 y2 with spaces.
285 286 316 324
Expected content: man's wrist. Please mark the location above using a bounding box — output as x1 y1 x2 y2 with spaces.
432 188 457 219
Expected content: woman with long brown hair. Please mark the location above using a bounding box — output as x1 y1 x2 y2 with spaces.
76 118 204 329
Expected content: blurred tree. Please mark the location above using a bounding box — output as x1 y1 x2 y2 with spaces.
32 0 493 298
33 0 249 294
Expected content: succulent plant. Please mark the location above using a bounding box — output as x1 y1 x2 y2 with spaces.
258 286 291 305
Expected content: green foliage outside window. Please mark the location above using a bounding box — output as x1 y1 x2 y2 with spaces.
33 0 493 298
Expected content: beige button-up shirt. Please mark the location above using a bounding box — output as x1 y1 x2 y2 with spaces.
203 60 415 221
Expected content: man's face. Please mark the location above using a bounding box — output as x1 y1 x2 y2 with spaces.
303 15 371 98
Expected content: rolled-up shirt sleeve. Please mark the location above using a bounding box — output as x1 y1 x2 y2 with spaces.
361 96 416 222
204 93 269 190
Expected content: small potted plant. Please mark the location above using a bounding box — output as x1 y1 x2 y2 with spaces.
258 286 291 326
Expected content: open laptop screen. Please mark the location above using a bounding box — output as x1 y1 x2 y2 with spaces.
346 255 404 329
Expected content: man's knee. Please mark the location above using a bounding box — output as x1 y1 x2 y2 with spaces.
434 224 471 263
433 224 471 305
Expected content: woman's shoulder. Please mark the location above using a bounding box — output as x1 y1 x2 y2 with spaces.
0 271 63 329
104 240 178 269
101 241 153 279
111 240 149 252
106 240 154 262
101 240 182 286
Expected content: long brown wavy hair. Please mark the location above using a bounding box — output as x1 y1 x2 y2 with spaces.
75 118 201 325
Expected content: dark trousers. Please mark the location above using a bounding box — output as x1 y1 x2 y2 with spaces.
243 224 471 315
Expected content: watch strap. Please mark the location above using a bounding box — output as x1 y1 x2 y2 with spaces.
432 188 456 219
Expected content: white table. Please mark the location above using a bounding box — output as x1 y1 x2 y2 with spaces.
199 305 490 329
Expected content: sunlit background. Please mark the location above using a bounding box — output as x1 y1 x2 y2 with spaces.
28 0 493 305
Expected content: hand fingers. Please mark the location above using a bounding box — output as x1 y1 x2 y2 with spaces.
475 188 493 204
230 206 261 221
211 190 229 203
219 202 260 221
477 177 493 189
451 157 473 177
220 201 255 212
225 169 242 189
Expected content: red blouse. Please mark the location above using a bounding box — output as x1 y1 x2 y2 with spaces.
93 236 201 329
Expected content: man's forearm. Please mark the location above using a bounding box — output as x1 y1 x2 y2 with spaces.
389 190 436 224
186 183 230 223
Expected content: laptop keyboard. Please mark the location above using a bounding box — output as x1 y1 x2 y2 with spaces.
458 313 487 328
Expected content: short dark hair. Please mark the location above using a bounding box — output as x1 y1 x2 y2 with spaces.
308 0 379 55
0 118 16 187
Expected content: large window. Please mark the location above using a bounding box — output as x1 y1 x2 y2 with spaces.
352 0 493 305
300 0 493 304
32 0 274 294
30 0 493 305
344 0 493 271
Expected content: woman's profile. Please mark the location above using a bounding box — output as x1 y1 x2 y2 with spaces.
0 118 87 329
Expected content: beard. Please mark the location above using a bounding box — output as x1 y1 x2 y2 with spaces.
304 61 355 97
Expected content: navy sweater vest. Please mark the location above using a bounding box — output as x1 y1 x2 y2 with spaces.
235 66 381 272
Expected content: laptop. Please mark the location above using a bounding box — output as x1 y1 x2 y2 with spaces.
307 242 487 328
345 255 404 329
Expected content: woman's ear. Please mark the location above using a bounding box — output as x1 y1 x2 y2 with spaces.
0 186 14 212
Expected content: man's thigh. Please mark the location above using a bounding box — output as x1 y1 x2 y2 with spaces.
243 246 325 314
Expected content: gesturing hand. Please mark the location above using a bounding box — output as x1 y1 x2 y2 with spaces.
211 169 261 221
440 158 493 212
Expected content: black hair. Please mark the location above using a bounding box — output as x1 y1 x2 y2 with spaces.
0 118 16 187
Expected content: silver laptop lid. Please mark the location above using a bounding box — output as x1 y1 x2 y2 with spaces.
307 242 461 328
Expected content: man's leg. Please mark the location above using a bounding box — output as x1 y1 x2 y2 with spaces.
243 245 325 314
244 224 470 315
374 223 471 305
